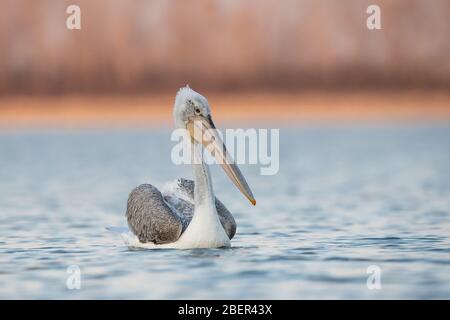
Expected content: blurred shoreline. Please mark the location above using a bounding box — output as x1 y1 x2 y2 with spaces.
2 1 450 95
1 90 450 129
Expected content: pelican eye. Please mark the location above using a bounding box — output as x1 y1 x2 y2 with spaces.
194 107 201 115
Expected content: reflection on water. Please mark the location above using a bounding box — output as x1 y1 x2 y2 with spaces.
0 125 449 299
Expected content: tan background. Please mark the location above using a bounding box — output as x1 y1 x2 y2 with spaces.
0 0 449 127
1 0 449 94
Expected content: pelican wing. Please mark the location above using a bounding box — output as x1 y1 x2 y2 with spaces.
162 178 236 239
126 184 183 244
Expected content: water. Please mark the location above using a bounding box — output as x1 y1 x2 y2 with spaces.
0 125 449 299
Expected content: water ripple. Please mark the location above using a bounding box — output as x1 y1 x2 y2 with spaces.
1 127 450 299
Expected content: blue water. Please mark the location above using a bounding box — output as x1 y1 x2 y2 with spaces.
0 125 449 299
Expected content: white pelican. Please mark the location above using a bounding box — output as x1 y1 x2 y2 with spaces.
122 86 256 249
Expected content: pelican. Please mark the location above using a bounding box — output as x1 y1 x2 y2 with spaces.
121 86 256 249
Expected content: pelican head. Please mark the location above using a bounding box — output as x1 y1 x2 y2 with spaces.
173 86 256 206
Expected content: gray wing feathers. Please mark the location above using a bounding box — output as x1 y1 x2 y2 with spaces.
215 198 236 240
126 184 182 244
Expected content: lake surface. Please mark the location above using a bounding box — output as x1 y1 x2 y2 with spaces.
0 125 449 299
